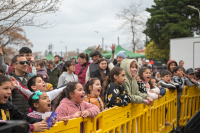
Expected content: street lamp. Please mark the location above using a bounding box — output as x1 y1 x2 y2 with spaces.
95 31 104 54
188 5 200 20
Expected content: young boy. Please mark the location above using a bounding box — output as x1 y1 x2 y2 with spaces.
11 75 66 101
0 74 51 132
185 68 199 87
172 66 187 133
34 60 49 82
158 70 179 90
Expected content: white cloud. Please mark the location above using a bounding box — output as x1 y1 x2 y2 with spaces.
23 0 154 55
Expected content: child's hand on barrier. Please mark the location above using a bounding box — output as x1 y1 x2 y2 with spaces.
59 117 68 125
73 111 81 118
81 111 90 118
158 95 162 98
147 97 153 105
144 99 150 105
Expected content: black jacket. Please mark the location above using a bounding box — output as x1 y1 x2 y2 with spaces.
105 82 131 108
0 102 42 129
90 68 109 85
9 71 32 114
158 80 179 90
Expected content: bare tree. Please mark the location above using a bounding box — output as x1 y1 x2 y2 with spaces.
0 0 61 38
116 0 147 52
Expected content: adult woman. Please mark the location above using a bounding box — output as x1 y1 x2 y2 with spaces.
74 53 90 85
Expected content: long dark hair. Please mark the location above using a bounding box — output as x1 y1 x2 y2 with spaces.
61 60 75 73
102 67 124 102
54 82 80 110
84 78 100 95
78 53 89 62
28 92 41 111
98 58 110 82
138 67 149 80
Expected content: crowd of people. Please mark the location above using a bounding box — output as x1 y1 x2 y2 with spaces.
0 45 200 133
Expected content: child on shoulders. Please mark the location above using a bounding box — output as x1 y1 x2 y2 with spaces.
103 67 131 108
34 60 49 82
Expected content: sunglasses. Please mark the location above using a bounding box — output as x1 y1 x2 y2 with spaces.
16 61 29 65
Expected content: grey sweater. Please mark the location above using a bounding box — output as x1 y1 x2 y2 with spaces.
57 72 78 88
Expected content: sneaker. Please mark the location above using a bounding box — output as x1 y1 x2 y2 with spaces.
165 119 171 126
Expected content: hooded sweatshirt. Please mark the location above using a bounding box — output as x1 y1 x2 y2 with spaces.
167 60 178 74
120 59 148 103
57 72 78 88
55 98 99 119
37 67 49 82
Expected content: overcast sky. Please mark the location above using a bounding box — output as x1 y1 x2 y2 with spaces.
23 0 155 56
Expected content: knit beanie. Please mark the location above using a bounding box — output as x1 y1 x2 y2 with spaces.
46 83 53 91
116 51 126 59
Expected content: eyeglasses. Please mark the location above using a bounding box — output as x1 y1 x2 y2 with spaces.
16 61 29 65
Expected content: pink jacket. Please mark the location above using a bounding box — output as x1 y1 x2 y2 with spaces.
74 62 90 85
144 82 159 101
55 98 99 119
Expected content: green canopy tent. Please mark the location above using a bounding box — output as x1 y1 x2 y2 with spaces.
45 53 54 61
103 45 146 59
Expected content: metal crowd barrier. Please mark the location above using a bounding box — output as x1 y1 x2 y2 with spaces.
33 86 200 133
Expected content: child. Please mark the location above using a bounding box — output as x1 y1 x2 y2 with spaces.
158 70 179 90
84 78 104 112
167 60 178 75
195 71 200 89
0 74 54 132
34 60 49 82
120 59 152 105
149 77 171 126
90 58 110 86
138 67 158 101
10 75 66 102
57 60 78 88
103 67 131 108
28 90 68 125
185 68 199 87
54 82 99 122
172 66 186 132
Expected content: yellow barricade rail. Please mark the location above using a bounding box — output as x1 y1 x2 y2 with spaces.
33 86 199 133
179 85 200 127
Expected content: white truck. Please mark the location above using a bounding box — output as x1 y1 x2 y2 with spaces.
170 36 200 69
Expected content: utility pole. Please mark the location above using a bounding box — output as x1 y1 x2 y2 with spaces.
106 45 107 51
60 52 63 57
77 49 79 55
102 37 104 54
118 37 119 46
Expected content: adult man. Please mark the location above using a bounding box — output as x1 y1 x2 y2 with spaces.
47 60 61 89
140 60 146 68
85 50 114 82
54 55 63 71
0 47 33 74
9 54 33 114
115 51 126 67
145 60 152 68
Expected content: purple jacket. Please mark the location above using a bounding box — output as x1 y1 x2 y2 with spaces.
37 67 49 82
57 63 63 71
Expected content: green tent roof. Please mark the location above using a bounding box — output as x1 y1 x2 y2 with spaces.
103 45 146 58
45 53 54 61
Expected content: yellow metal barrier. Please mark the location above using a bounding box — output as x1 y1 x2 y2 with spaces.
179 85 200 127
33 86 199 133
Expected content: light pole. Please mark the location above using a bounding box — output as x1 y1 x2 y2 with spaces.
95 31 104 54
188 5 200 20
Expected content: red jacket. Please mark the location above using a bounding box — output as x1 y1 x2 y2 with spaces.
7 65 32 74
74 62 90 85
